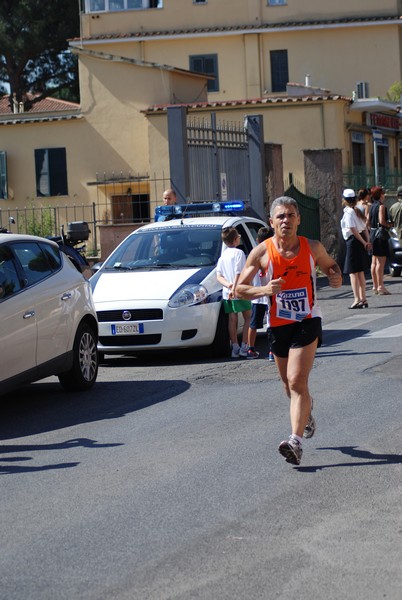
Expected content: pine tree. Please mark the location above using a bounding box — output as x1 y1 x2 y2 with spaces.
0 0 80 110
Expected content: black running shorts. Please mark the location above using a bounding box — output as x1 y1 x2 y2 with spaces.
267 317 322 358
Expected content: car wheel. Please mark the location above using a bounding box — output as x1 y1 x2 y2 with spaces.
58 322 99 391
206 307 230 358
389 266 401 277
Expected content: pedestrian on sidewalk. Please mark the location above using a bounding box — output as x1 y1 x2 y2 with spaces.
356 187 372 228
340 188 371 309
369 186 393 295
216 227 252 358
236 196 342 465
389 186 402 241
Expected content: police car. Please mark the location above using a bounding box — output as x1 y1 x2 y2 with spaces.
90 201 267 358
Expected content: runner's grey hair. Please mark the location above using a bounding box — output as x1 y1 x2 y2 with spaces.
270 196 300 217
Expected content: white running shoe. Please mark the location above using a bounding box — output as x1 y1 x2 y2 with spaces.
303 398 316 439
278 437 303 465
239 343 249 357
231 344 240 358
303 414 316 439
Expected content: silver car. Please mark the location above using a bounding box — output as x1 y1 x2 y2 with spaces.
0 233 99 396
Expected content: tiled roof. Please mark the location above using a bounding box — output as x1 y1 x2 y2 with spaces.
70 15 401 43
0 114 82 127
144 94 351 113
71 46 212 80
0 94 79 115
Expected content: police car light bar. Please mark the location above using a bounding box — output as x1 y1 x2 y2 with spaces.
154 200 245 221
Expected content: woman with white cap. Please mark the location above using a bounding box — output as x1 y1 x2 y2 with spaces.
341 188 371 308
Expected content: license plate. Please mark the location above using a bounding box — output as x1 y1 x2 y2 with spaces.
111 323 144 335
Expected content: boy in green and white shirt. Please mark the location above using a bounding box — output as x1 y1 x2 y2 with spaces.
216 227 252 358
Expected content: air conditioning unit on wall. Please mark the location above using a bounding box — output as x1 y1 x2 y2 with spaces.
356 81 370 99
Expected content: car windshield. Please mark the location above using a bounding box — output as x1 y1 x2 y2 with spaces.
103 225 223 269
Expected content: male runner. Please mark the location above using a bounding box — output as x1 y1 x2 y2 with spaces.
236 196 342 465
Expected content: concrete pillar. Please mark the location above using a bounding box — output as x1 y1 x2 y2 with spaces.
246 114 266 221
167 106 190 203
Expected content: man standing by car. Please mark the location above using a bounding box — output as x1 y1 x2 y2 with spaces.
162 188 177 206
389 186 402 240
236 196 342 466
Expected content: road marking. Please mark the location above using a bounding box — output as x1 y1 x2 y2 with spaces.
324 313 402 338
362 323 402 338
324 313 390 330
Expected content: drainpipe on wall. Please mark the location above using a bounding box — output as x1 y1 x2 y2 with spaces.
372 129 382 186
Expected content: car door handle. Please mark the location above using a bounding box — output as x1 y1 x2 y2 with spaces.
61 292 72 301
23 310 35 319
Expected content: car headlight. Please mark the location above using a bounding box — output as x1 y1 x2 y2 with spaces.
168 284 208 308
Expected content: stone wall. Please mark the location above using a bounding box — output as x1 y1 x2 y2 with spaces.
304 148 344 261
264 143 284 219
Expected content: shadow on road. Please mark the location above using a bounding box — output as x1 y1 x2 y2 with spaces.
295 445 402 473
1 379 191 441
0 438 122 475
1 379 191 474
321 328 371 345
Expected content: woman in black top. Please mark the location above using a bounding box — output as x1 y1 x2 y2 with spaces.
369 186 392 295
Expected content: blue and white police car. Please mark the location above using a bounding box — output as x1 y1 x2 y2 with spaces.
90 201 267 358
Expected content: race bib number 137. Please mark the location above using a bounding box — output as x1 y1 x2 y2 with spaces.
277 287 310 321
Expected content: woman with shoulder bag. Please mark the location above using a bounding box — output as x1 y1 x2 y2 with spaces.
341 189 371 308
369 186 393 295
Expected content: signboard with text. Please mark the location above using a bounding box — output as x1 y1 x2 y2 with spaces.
366 112 400 130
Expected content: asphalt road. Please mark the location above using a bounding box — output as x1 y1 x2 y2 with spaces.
1 274 402 600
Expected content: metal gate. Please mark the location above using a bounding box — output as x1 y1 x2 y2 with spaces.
167 107 266 220
187 113 250 202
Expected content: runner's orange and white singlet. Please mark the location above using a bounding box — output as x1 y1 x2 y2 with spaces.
264 236 322 328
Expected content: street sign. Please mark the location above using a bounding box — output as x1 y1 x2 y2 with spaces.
372 130 382 142
220 172 228 200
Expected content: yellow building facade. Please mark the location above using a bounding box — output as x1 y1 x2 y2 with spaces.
1 0 402 251
79 0 402 101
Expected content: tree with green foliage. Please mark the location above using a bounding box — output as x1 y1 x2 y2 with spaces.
386 81 402 103
0 0 80 110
